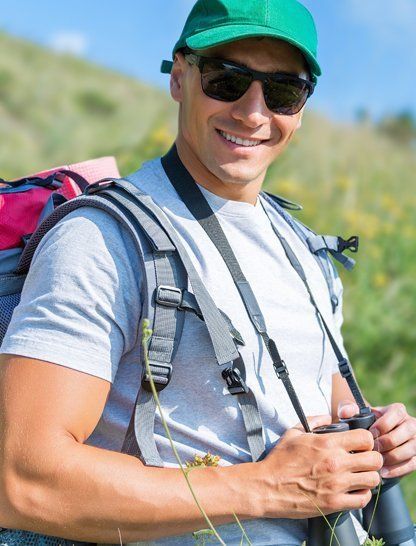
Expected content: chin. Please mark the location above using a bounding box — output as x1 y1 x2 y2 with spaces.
214 164 263 185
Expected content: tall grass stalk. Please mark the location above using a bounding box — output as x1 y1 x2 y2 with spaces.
300 492 341 546
232 512 252 545
141 320 226 546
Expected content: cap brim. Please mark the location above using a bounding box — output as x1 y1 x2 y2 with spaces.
185 24 321 80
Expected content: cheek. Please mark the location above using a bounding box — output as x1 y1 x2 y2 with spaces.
183 95 227 140
271 115 300 143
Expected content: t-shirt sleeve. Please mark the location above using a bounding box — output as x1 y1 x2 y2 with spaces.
0 207 143 383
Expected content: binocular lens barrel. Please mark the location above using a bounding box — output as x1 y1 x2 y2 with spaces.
307 422 361 546
308 511 361 546
362 477 415 545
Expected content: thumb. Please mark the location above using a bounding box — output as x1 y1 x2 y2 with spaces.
338 399 360 420
293 414 332 432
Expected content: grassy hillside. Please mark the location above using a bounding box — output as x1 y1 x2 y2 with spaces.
0 32 177 179
1 32 415 516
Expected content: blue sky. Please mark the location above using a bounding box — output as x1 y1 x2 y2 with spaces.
1 0 415 121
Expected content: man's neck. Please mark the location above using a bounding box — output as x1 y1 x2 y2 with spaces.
175 137 264 205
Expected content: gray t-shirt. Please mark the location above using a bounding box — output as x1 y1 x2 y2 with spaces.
1 158 351 546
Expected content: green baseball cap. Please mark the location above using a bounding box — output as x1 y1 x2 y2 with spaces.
161 0 321 83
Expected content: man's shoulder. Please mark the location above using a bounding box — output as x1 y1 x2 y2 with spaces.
125 156 186 210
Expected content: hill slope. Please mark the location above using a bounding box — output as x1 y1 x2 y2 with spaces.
0 31 176 178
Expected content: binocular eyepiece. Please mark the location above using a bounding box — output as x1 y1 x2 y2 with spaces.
307 412 416 546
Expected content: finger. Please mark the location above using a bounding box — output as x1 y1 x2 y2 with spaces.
380 456 416 479
293 414 332 432
369 403 408 438
334 490 373 512
374 420 416 453
344 451 384 473
338 399 360 420
335 429 375 452
381 438 416 467
371 406 385 419
344 471 381 493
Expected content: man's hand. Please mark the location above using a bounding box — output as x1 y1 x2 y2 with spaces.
338 400 416 479
257 415 382 519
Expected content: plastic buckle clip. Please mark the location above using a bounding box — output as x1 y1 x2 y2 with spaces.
338 235 359 253
155 285 183 308
142 361 172 392
84 179 115 195
339 358 352 378
273 359 289 379
222 366 249 395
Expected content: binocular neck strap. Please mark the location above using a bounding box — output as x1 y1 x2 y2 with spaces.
162 145 311 432
267 222 368 412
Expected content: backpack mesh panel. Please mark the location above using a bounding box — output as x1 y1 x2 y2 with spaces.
0 529 92 545
0 293 21 345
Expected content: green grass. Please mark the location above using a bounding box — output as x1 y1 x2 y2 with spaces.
2 31 415 520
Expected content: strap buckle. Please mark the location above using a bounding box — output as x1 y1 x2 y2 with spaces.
142 361 172 392
268 339 289 378
338 236 359 253
84 179 115 195
339 358 352 378
273 359 289 379
155 285 183 307
222 366 249 395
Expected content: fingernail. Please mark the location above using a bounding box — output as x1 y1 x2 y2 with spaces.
370 427 379 439
338 404 357 417
380 467 390 478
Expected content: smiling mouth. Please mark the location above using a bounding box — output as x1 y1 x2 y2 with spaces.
217 129 267 147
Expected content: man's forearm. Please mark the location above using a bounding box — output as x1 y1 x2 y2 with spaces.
2 438 264 543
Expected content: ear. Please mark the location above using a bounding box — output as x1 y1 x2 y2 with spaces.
296 108 304 129
170 52 187 103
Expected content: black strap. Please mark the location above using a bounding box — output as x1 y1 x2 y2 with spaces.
0 170 88 192
161 145 312 433
272 229 368 411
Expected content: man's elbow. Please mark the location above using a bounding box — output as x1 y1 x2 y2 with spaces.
0 444 53 530
0 459 29 528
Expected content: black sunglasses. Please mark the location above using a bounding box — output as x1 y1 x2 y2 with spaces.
184 51 315 116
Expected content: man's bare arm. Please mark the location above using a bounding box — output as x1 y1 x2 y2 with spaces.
0 355 381 543
0 355 260 543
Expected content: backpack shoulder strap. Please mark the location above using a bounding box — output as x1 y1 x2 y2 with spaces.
261 191 358 313
16 181 266 465
15 189 190 466
112 175 266 463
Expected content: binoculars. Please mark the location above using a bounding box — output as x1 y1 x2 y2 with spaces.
307 411 416 546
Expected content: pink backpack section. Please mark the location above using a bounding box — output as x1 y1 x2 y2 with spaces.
0 157 120 251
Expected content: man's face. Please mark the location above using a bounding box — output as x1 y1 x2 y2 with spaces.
170 37 309 189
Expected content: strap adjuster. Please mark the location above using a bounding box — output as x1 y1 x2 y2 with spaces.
155 285 182 307
84 179 115 195
222 366 249 395
338 236 359 253
142 361 172 392
339 358 352 378
273 359 289 379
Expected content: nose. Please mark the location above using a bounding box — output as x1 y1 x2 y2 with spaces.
230 80 271 128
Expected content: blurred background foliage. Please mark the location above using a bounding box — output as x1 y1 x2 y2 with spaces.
1 31 415 514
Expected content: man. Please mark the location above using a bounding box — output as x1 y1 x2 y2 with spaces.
0 1 415 545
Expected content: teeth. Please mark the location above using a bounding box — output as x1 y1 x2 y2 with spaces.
219 130 261 147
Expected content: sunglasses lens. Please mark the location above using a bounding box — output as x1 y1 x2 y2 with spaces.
264 78 309 115
201 60 252 102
